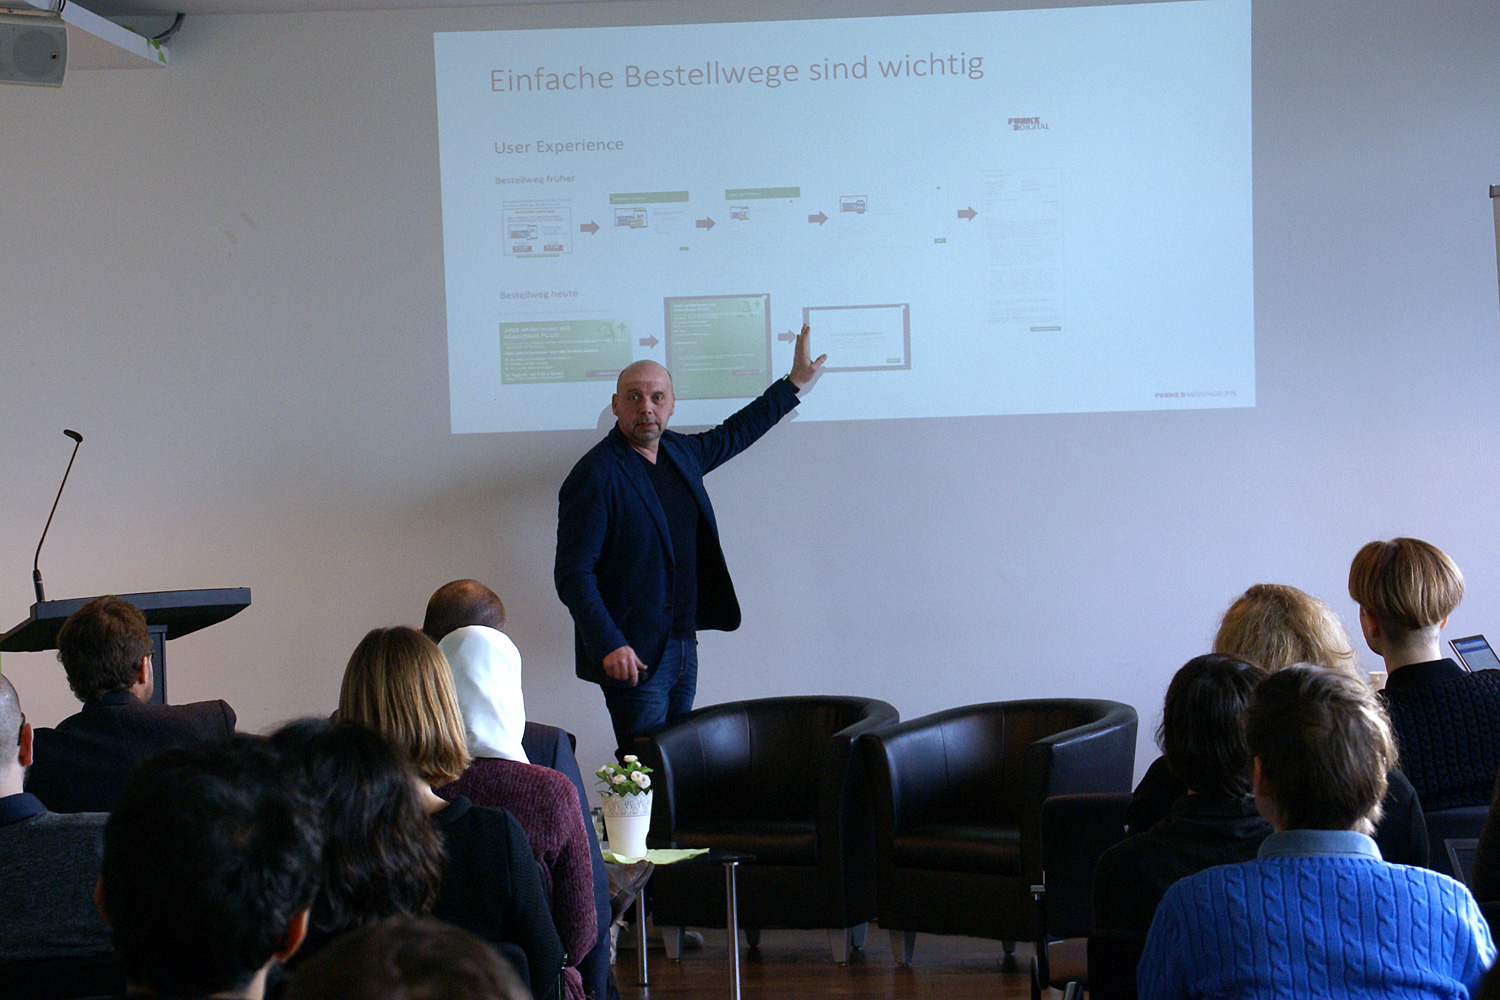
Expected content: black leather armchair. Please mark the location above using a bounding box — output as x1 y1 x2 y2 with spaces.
628 695 899 962
860 699 1137 963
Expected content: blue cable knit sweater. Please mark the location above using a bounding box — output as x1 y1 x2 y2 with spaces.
1138 830 1495 999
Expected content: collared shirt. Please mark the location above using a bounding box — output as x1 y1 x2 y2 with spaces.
1257 828 1382 860
0 792 47 828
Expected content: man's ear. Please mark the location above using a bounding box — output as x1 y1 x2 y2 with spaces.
93 879 111 926
18 721 33 769
273 908 310 962
138 655 152 689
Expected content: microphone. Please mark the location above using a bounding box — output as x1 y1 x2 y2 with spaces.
33 428 83 604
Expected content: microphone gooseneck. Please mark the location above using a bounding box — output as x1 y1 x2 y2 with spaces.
33 428 84 604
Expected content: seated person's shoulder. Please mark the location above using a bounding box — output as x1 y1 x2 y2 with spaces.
118 698 237 738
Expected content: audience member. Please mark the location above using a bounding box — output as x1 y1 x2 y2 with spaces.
25 595 236 812
338 626 564 1000
1350 536 1500 809
1138 664 1494 998
285 916 529 1000
1127 583 1429 866
98 737 320 999
266 719 446 965
423 578 509 648
424 578 614 1000
0 673 113 960
1094 655 1270 933
433 625 598 1000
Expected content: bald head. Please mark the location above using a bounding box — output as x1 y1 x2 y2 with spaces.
0 674 22 752
612 360 675 454
616 360 671 392
423 580 507 642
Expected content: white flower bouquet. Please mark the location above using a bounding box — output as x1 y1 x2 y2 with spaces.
596 754 653 797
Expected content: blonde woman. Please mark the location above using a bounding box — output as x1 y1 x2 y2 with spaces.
338 627 564 1000
1350 537 1500 810
1127 585 1429 866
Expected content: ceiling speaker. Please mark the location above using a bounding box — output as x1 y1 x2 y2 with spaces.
0 12 66 88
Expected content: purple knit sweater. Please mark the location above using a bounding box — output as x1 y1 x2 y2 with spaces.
440 758 597 1000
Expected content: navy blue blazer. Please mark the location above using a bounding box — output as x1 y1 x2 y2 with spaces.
555 378 800 685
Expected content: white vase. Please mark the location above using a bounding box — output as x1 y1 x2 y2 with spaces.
601 790 653 859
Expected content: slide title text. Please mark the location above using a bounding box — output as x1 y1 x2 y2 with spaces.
490 53 984 93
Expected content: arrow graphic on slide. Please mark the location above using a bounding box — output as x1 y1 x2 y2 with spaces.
696 217 715 230
808 211 828 225
638 336 660 348
776 330 797 343
957 207 978 221
579 221 600 234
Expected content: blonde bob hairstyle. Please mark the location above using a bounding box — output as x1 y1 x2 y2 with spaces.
1348 537 1464 637
337 626 472 787
1213 584 1361 679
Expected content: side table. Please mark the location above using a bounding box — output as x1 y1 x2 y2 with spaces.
604 848 755 1000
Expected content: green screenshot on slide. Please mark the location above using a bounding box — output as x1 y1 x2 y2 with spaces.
500 319 632 384
665 294 772 400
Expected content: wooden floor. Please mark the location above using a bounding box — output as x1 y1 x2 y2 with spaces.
614 926 1040 999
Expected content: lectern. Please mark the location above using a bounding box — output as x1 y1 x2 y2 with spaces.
0 589 250 705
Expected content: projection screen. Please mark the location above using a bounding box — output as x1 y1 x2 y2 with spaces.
435 0 1252 433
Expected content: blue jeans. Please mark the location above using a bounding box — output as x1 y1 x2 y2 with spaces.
602 636 698 752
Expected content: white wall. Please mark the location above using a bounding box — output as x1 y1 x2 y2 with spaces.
2 0 1498 781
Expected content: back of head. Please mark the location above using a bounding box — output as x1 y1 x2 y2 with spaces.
423 580 507 642
55 595 150 702
1214 583 1361 678
267 719 445 943
1245 663 1396 833
0 673 22 750
285 915 529 1000
100 736 322 995
1348 537 1464 637
337 626 471 786
440 625 528 762
1158 654 1266 797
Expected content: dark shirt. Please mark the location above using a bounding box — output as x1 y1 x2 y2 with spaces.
638 450 700 638
26 691 236 813
1380 660 1500 810
1095 791 1271 933
1127 755 1429 867
430 796 563 1000
0 791 47 827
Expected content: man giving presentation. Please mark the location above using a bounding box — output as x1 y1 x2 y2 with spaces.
555 325 825 748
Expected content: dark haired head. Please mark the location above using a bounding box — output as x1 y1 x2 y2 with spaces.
1158 654 1266 797
267 719 445 953
100 736 321 995
285 915 529 1000
1245 663 1396 833
56 595 152 702
423 580 507 642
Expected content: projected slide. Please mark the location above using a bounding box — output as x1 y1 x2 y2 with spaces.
435 1 1253 434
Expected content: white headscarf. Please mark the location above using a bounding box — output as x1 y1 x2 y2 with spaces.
439 624 529 763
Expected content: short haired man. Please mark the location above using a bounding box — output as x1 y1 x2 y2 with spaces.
422 578 614 1000
285 916 528 1000
423 578 507 642
97 738 321 999
555 331 825 749
1094 655 1270 933
25 595 236 812
1139 664 1495 998
1349 536 1500 809
0 673 113 962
